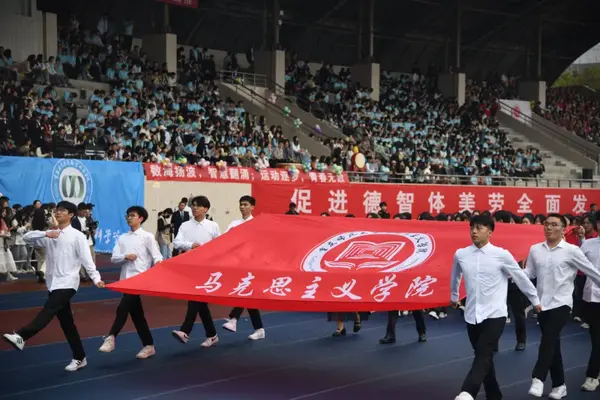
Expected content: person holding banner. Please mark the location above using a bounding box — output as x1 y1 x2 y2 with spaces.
451 214 540 400
579 211 600 392
2 201 105 372
525 213 600 399
171 196 220 348
98 206 162 359
221 195 265 340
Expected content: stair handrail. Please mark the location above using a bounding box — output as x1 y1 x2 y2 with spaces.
218 71 329 141
498 100 600 162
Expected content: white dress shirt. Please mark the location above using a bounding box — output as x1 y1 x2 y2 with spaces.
111 227 163 280
525 240 600 311
23 227 101 292
451 243 540 325
173 218 220 252
579 237 600 303
225 215 253 233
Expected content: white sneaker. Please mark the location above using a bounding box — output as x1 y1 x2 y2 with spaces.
581 322 590 329
402 311 409 316
6 273 18 281
136 345 156 359
428 311 439 320
581 377 599 392
64 358 87 372
454 391 474 400
574 316 582 322
171 330 188 344
528 378 544 397
548 384 567 399
200 335 218 348
98 335 115 353
2 332 25 351
439 312 447 319
506 318 511 324
222 318 237 332
248 328 265 340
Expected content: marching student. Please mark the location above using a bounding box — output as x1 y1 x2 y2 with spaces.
451 214 540 400
579 210 600 392
2 201 105 372
171 196 221 348
98 206 162 359
221 195 265 340
526 213 600 399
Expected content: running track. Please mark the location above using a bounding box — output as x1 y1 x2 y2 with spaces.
0 256 597 399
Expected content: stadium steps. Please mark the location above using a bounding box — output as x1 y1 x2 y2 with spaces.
217 81 331 158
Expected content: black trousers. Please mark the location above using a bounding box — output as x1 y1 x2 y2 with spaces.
17 289 86 361
461 317 506 400
573 275 587 320
109 294 153 346
507 280 527 343
386 310 426 335
532 305 570 386
229 307 264 330
585 302 600 379
180 301 216 338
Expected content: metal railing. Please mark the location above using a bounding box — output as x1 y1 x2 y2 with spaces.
346 171 600 188
499 100 600 166
218 70 267 88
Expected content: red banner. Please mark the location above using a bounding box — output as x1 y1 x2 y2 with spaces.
143 163 348 184
108 215 542 311
155 0 198 8
251 183 598 217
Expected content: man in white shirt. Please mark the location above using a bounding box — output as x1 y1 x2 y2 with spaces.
98 206 162 359
171 196 221 348
526 213 600 398
451 215 541 400
2 201 105 372
579 211 600 392
221 196 265 340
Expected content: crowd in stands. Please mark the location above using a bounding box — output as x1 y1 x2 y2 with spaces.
540 87 600 147
285 57 544 182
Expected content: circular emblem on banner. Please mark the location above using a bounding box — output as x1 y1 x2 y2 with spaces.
301 231 435 273
51 159 93 204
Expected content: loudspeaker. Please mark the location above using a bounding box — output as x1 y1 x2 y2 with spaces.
582 168 593 180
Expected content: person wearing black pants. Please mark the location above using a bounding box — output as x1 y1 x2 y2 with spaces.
525 213 600 398
451 215 540 400
2 201 104 372
98 206 162 359
507 279 527 350
221 196 266 341
579 226 600 392
379 310 426 344
171 196 221 348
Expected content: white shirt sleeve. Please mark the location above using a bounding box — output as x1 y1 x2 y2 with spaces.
523 246 538 279
500 250 540 306
569 245 600 287
450 252 462 303
173 224 193 251
76 234 101 284
146 234 163 264
23 230 49 247
111 236 126 264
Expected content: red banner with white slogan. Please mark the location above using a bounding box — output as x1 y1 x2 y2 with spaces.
155 0 198 8
143 163 348 184
108 215 542 311
251 183 598 216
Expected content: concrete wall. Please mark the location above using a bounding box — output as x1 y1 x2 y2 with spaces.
143 180 252 235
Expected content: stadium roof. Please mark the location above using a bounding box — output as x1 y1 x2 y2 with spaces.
40 0 600 83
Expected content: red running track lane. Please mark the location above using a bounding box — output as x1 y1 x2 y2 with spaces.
0 297 235 351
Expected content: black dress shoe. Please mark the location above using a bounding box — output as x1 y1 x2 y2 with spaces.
418 334 427 343
332 328 346 337
379 333 396 344
515 342 526 351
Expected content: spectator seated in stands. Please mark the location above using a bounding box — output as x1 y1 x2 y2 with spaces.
540 87 600 147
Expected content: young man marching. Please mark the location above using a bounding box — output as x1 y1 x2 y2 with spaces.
222 196 265 340
3 201 105 371
98 206 162 359
171 196 221 347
